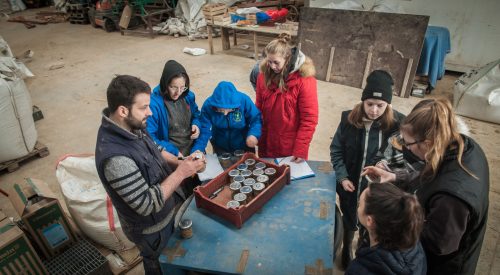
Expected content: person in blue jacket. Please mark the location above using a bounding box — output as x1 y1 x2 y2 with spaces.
198 81 262 155
147 60 206 157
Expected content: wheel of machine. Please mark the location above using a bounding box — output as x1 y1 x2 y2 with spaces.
104 17 116 32
286 5 300 22
88 13 97 28
333 204 343 260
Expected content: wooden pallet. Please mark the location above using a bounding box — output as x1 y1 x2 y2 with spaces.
0 142 50 173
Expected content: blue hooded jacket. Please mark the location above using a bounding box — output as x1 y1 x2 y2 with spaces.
198 81 262 152
147 85 204 155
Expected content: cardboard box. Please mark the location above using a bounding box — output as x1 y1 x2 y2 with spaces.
0 218 48 274
8 178 77 260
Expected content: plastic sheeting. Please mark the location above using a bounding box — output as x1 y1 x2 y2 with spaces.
454 59 500 124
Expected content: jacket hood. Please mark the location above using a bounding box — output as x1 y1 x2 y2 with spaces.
159 60 190 101
206 81 242 109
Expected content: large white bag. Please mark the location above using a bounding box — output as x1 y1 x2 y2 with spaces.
454 59 500 124
56 154 136 252
0 77 37 162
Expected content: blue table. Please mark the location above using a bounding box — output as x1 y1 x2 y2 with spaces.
417 26 451 90
160 161 336 275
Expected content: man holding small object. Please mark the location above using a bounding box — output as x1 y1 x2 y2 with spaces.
95 75 205 275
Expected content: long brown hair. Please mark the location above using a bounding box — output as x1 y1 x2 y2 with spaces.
401 98 474 180
262 33 293 91
365 183 424 250
347 102 395 131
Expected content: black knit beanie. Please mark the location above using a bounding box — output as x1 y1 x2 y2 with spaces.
361 70 393 104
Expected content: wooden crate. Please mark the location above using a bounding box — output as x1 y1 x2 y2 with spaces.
206 14 231 25
194 153 291 228
202 3 227 17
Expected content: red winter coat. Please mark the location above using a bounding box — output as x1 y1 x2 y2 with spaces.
256 57 318 159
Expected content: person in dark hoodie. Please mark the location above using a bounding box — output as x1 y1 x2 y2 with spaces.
147 60 206 158
198 81 262 155
346 182 427 275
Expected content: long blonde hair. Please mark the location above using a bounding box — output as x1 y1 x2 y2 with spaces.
262 33 293 91
401 98 474 180
348 102 395 131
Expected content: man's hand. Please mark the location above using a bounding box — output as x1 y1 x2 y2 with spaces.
191 125 200 139
290 156 304 163
361 166 396 183
246 135 258 148
175 156 205 179
341 179 355 192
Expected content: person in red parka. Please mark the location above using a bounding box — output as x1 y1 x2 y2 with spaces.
255 33 318 162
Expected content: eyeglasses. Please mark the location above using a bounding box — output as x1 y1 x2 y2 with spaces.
168 86 188 92
402 139 423 148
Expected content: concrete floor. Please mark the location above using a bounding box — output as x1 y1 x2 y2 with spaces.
0 8 499 275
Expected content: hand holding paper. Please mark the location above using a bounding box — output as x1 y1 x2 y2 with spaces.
275 156 315 181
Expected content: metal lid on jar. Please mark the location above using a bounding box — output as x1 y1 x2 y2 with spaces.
253 182 265 191
256 175 269 183
234 193 247 202
240 170 252 177
244 159 256 166
237 163 248 171
220 152 232 160
255 162 266 170
243 178 256 186
233 149 245 157
240 186 252 194
264 167 276 175
252 169 264 177
233 175 245 183
226 200 240 209
179 219 192 229
228 169 240 177
229 182 242 191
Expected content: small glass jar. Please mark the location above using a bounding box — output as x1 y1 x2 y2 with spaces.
237 163 248 172
255 162 266 170
240 186 253 202
243 178 256 187
228 169 240 183
252 182 265 196
240 169 252 178
233 175 245 186
226 200 240 209
256 174 270 186
264 167 277 182
219 153 233 170
234 193 247 205
179 219 193 239
244 158 256 170
232 149 245 164
229 182 242 197
252 169 264 179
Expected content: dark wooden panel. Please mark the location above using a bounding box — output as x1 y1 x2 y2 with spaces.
298 7 429 97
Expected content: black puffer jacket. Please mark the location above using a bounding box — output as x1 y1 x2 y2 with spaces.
345 242 427 275
330 109 405 230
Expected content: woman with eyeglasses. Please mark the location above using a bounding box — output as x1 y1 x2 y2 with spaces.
147 60 206 158
255 33 318 162
345 183 426 275
330 70 406 269
197 81 262 155
362 98 489 275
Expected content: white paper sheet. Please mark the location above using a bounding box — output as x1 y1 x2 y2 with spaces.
275 156 315 181
197 154 224 182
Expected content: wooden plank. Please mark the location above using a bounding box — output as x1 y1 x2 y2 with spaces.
401 58 414 98
298 7 428 97
325 47 335 82
361 51 373 89
207 25 214 54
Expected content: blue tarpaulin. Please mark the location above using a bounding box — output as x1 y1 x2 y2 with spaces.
417 26 451 90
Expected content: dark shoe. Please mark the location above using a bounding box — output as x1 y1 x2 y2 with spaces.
340 230 355 270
